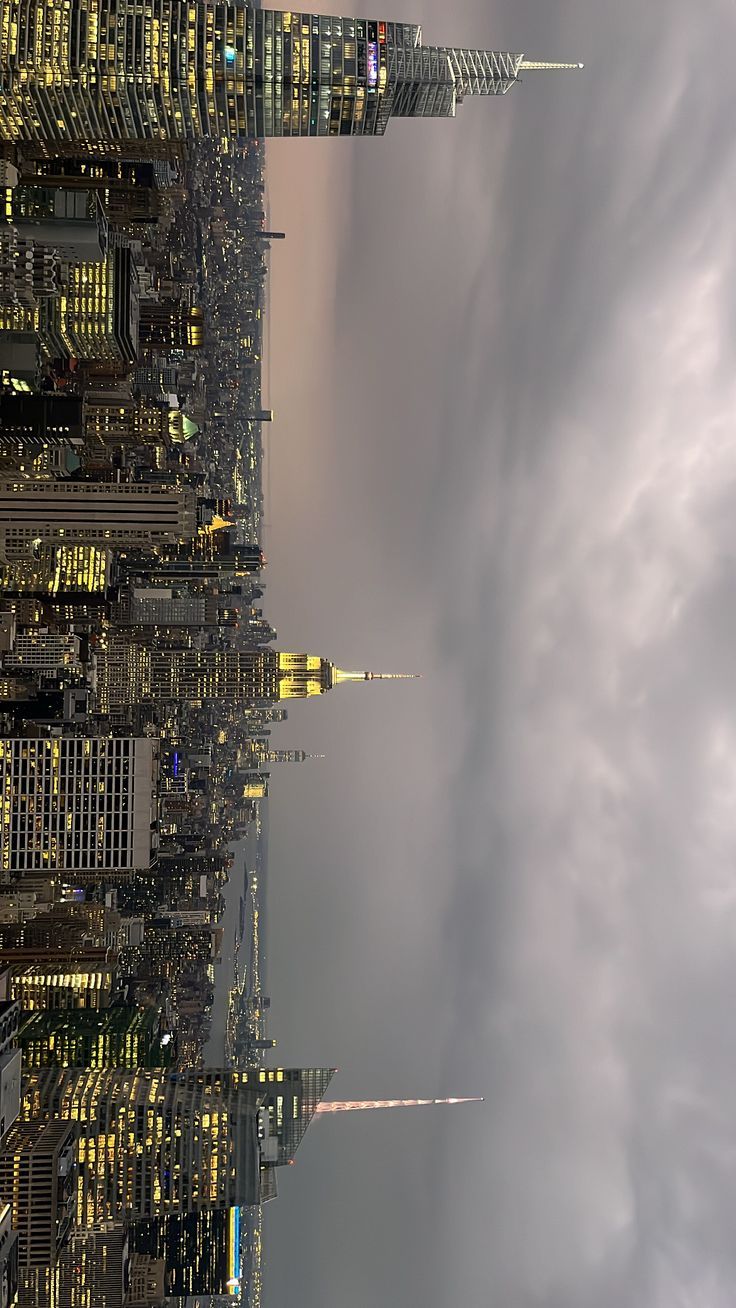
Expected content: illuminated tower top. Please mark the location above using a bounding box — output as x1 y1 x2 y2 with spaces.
315 1096 484 1113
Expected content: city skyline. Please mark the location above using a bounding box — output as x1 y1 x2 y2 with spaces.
0 0 733 1305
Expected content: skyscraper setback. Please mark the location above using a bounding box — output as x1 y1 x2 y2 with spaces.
0 4 581 146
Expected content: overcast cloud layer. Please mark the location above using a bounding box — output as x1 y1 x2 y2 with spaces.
259 1 736 1304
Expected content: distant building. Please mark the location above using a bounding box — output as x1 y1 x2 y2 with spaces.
112 586 219 629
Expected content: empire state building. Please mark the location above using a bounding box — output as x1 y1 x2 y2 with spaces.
0 4 581 146
94 639 417 712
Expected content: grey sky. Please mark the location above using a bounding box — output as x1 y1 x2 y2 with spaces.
259 1 736 1304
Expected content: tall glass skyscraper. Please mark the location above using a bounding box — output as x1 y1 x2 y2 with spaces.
20 1065 334 1223
0 4 581 145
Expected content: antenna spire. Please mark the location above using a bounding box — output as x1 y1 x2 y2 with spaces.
315 1097 484 1114
333 669 421 684
519 59 584 70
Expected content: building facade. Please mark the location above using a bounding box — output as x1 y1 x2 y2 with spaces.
7 961 118 1011
21 1067 263 1223
0 736 158 879
19 1003 172 1070
0 479 197 559
0 1119 76 1268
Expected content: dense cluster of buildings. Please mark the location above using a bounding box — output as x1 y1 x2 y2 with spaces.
0 121 350 1306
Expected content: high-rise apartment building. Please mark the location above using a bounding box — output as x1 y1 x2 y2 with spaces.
0 479 197 559
0 736 158 879
0 4 581 145
3 630 81 673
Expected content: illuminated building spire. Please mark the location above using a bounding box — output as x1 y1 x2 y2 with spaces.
332 670 420 684
315 1096 484 1114
518 59 585 70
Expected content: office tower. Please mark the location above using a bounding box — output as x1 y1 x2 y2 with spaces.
139 300 204 351
7 961 118 1010
19 1003 174 1070
84 393 171 445
22 1068 263 1223
0 479 198 560
0 737 159 880
126 1253 167 1308
95 640 417 710
0 1119 76 1269
0 5 581 145
24 1221 133 1308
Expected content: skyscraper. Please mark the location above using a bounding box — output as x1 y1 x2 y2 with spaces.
0 480 197 560
94 641 417 711
0 5 581 146
20 1065 334 1223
